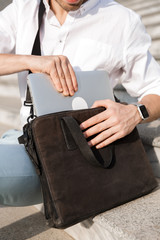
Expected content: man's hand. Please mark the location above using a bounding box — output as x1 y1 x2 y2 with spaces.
30 55 78 96
80 99 142 149
0 54 78 96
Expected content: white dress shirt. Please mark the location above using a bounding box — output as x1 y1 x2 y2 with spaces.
0 0 160 124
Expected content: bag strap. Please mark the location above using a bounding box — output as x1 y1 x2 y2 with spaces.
61 116 114 169
24 0 45 106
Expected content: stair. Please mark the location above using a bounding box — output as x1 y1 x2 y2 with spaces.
0 74 21 135
118 0 160 65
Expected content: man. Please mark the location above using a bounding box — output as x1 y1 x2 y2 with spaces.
0 0 160 206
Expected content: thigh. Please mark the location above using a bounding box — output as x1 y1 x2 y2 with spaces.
0 130 42 206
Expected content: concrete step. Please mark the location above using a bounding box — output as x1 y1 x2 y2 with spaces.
119 0 160 10
150 40 160 59
0 205 73 240
142 13 160 27
0 74 20 98
118 0 160 28
0 96 21 112
146 25 160 40
136 5 160 18
156 59 160 66
0 123 14 136
65 181 160 240
0 83 20 98
0 74 21 131
130 1 160 13
0 96 21 130
0 74 19 86
0 108 21 130
0 0 12 11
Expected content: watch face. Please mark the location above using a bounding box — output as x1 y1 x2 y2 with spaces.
139 105 149 119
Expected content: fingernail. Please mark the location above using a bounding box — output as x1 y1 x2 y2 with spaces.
70 90 75 96
80 124 84 130
83 132 87 138
96 145 100 149
88 142 92 147
63 92 69 96
58 88 63 93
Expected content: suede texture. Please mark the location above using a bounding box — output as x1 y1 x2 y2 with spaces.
24 107 157 228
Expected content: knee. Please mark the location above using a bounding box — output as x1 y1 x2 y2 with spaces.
0 144 42 206
0 175 42 206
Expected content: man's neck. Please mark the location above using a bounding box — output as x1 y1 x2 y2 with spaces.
49 0 87 25
50 0 68 25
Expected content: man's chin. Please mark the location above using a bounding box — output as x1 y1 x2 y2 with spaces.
54 0 87 12
58 0 85 11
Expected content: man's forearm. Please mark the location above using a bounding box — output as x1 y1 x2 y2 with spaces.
0 54 32 75
0 54 78 96
139 94 160 123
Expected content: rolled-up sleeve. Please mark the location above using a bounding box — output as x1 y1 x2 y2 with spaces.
0 0 18 54
122 11 160 100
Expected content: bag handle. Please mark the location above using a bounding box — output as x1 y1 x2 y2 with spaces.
61 116 114 169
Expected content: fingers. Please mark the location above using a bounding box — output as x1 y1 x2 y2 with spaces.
80 110 108 131
86 122 128 149
80 99 116 131
30 55 78 96
50 61 63 93
82 114 119 138
54 57 70 96
80 100 138 149
50 55 78 96
92 130 123 149
87 123 123 147
68 63 78 92
82 115 123 148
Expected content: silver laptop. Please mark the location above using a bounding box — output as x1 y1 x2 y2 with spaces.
27 71 115 116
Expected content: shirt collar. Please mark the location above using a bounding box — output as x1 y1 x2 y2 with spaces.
43 0 50 14
78 0 100 15
43 0 100 16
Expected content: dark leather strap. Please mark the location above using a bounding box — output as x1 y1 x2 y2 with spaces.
32 0 45 56
61 116 113 168
25 0 45 106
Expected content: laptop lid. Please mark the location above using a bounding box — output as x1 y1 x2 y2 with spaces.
27 71 115 116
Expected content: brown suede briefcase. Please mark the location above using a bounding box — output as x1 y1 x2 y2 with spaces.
20 107 157 228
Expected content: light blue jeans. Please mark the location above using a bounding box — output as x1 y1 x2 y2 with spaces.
0 130 42 206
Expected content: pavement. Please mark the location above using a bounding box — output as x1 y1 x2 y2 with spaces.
0 206 73 240
0 0 160 240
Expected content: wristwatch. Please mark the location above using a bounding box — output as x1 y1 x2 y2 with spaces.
131 103 149 120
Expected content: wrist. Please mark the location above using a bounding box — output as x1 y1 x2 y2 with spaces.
130 102 149 123
128 104 142 124
23 55 38 72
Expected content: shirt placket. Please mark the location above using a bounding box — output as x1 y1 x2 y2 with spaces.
53 13 77 55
